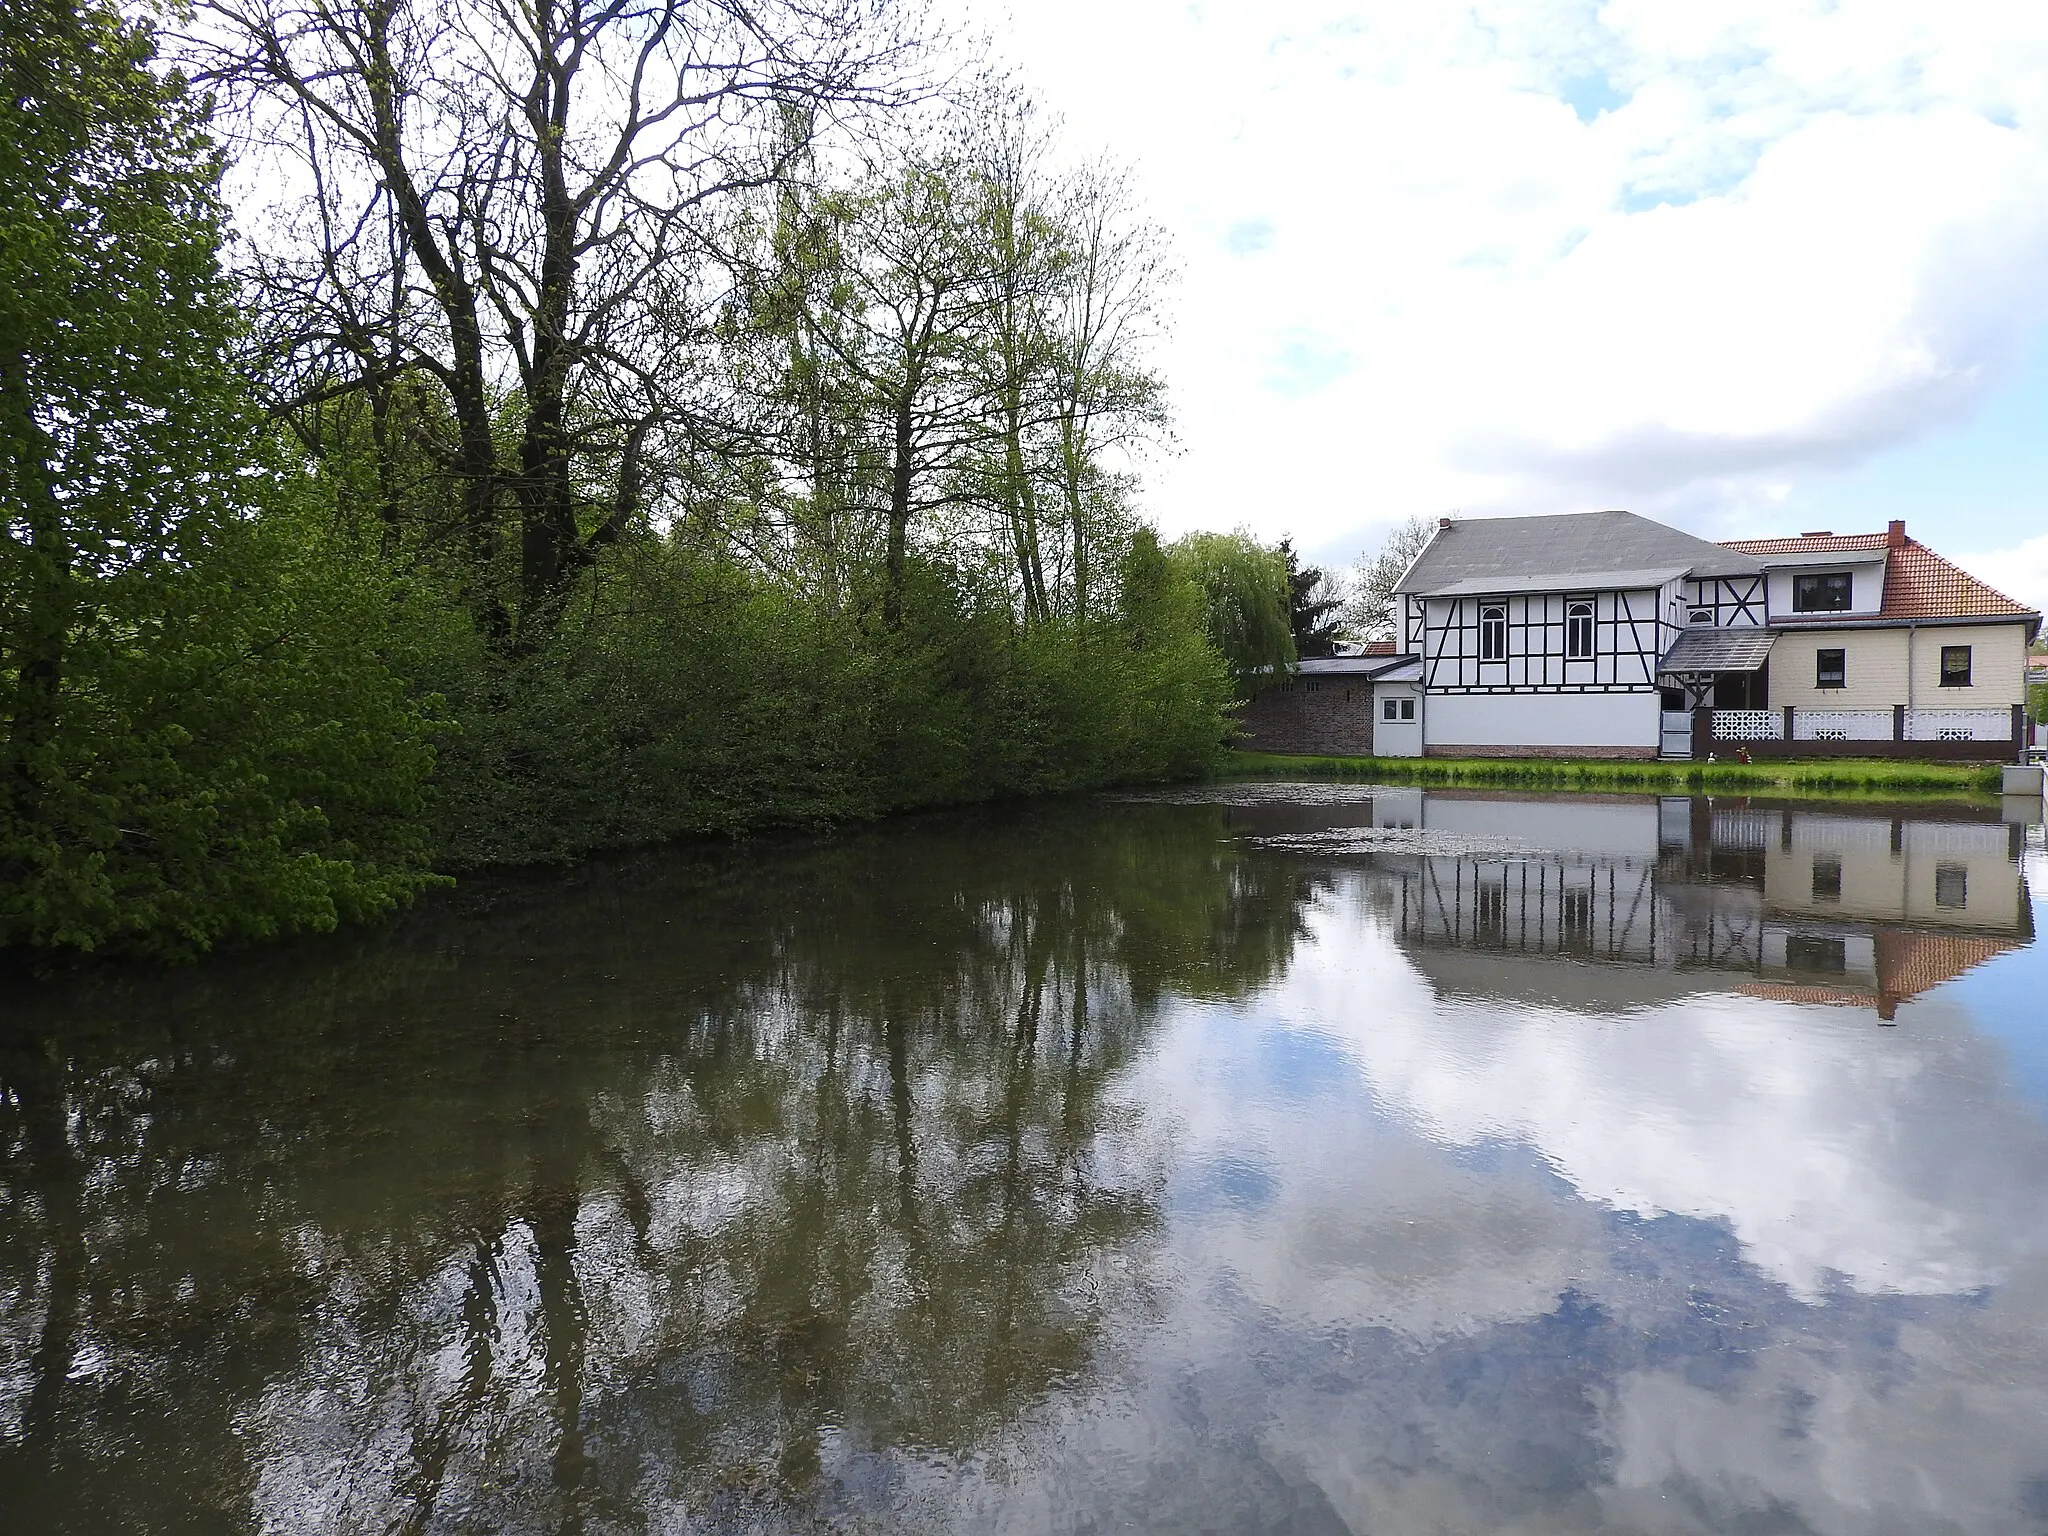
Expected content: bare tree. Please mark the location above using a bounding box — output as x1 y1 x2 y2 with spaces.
1344 514 1437 641
195 0 925 645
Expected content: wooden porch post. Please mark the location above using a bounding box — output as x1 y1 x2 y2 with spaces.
1782 705 1794 743
1893 703 1906 743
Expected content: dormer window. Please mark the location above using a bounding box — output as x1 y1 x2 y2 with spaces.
1793 572 1852 612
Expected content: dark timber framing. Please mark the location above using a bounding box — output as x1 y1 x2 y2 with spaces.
1681 575 1766 628
1419 588 1666 694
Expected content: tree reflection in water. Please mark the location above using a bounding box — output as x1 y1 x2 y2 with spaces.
0 802 1324 1533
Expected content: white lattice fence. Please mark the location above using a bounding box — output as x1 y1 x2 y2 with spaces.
1711 709 1781 741
1793 709 1891 741
1906 708 2012 742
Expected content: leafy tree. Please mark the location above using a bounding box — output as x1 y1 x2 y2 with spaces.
1166 531 1295 689
1345 513 1437 642
1278 537 1344 658
0 0 439 955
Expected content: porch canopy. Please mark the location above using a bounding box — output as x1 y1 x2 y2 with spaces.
1659 627 1777 707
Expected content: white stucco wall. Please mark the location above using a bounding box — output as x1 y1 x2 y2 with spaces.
1373 681 1424 757
1761 555 1887 618
1425 692 1659 752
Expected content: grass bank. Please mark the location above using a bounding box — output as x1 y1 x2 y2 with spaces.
1216 750 2004 796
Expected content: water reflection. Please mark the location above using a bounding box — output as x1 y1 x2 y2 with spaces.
3 790 2047 1533
1228 787 2032 1020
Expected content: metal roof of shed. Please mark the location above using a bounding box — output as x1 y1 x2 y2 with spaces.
1659 627 1777 674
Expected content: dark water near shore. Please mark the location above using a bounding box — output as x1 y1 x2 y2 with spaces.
5 785 2047 1534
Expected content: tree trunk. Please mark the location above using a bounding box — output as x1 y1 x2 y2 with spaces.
884 385 915 630
1 337 70 805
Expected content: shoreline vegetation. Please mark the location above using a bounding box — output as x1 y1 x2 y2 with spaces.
4 0 1250 960
1216 749 2007 798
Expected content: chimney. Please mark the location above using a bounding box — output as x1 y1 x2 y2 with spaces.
1888 519 1907 548
1800 530 1833 538
1439 516 1453 531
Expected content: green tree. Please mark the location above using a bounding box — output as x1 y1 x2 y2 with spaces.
0 0 439 955
1166 530 1295 689
1279 537 1343 659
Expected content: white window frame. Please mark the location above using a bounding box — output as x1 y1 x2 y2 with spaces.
1565 599 1595 661
1479 604 1506 662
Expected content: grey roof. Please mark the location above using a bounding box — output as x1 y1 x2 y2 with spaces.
1295 655 1418 679
1395 511 1762 597
1659 627 1777 673
1427 567 1689 599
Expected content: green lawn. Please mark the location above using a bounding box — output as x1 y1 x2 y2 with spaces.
1216 749 2004 796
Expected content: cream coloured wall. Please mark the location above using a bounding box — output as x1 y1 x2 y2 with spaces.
1768 627 1908 710
1767 622 2030 709
1908 623 2028 707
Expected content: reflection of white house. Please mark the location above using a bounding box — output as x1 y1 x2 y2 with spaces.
1259 789 2032 1022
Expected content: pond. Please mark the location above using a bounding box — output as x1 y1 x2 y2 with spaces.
3 784 2046 1534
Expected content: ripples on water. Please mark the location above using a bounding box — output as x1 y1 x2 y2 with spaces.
3 785 2046 1533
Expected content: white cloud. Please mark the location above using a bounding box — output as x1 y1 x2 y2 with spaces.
1957 531 2048 617
953 0 2048 561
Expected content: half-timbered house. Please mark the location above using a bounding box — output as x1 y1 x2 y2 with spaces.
1393 510 1767 758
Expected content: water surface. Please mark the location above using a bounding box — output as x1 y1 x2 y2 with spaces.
5 786 2047 1533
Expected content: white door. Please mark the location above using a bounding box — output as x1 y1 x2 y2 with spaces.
1375 688 1424 757
1660 711 1693 759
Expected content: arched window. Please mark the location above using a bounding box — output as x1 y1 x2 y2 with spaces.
1566 599 1595 660
1480 604 1506 661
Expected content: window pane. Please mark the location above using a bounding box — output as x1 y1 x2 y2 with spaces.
1940 645 1971 687
1936 864 1967 908
1786 935 1847 973
1793 572 1853 612
1401 699 1415 720
1480 605 1505 661
1566 600 1594 660
1816 649 1846 688
1812 855 1842 901
1382 699 1396 720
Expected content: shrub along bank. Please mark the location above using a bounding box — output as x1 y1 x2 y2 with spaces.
1217 750 2006 797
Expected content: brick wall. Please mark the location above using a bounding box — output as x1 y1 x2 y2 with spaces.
1235 677 1376 756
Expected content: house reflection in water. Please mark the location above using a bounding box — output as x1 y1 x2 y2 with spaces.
1232 789 2034 1021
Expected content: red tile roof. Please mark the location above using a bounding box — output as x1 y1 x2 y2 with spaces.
1737 931 2022 1020
1722 527 2038 623
1363 639 1396 656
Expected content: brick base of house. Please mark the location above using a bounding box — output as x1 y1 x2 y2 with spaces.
1234 679 1376 757
1424 744 1660 761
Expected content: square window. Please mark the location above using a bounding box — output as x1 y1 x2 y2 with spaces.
1815 649 1846 689
1939 645 1971 688
1811 855 1841 901
1935 863 1967 908
1785 935 1847 974
1793 572 1853 612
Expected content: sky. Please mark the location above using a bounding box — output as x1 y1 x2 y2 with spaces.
950 0 2048 610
